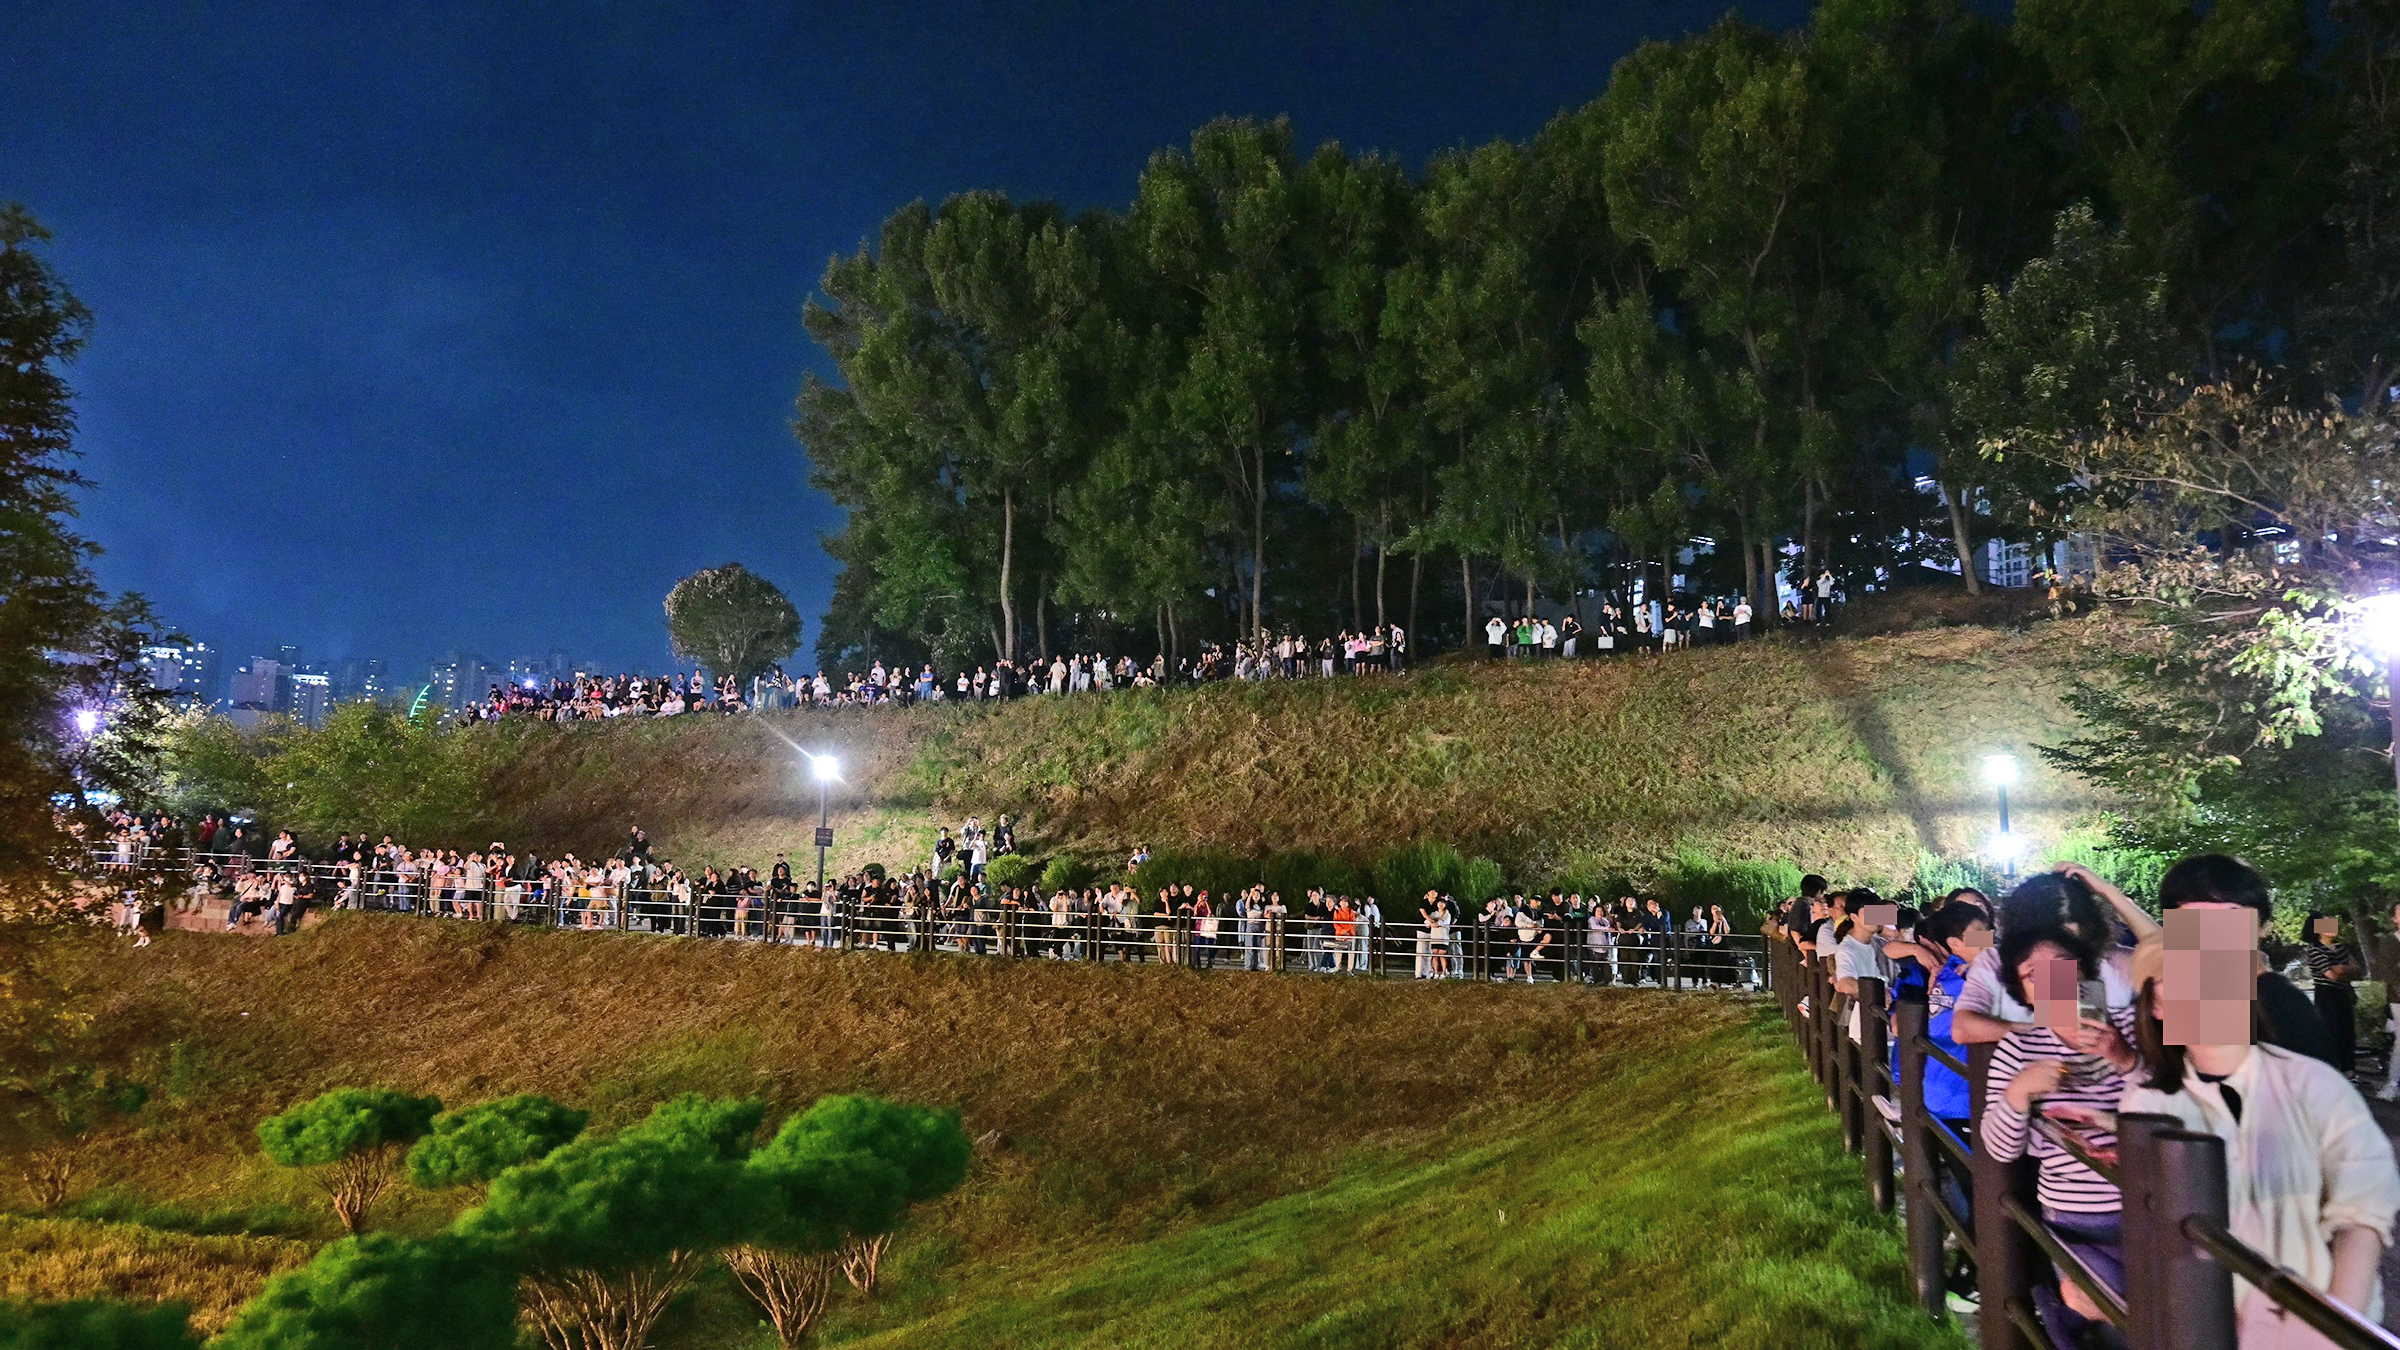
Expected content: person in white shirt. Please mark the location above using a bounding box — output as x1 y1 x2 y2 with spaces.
1733 599 1753 641
1484 615 1506 659
1539 619 1559 657
2122 920 2400 1337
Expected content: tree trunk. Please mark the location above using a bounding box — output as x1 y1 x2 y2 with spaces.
725 1247 838 1350
1035 572 1049 662
1250 443 1268 646
1941 479 1982 595
1350 519 1363 631
1155 607 1166 665
1738 513 1759 620
1375 499 1391 631
1801 478 1817 584
1167 604 1180 665
1000 487 1017 663
1460 552 1474 651
1408 548 1421 651
1759 539 1777 624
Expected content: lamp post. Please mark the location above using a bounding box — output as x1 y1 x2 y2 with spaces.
1982 753 2020 878
807 753 839 929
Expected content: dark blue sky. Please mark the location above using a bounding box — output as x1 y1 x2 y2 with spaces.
4 0 1805 676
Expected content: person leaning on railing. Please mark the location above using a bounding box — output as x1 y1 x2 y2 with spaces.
1977 882 2142 1343
2123 913 2400 1341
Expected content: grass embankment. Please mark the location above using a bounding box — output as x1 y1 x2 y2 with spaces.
459 621 2107 886
9 917 1960 1348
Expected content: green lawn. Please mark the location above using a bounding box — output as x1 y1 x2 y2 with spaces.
797 1005 1960 1350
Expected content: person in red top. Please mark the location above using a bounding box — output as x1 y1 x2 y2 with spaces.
1332 898 1360 973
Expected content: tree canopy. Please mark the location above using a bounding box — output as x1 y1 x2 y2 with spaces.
663 563 803 688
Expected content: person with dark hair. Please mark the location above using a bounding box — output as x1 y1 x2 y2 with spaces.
2305 911 2364 1076
2125 924 2399 1338
1954 870 2135 1045
2153 853 2340 1071
1980 918 2139 1341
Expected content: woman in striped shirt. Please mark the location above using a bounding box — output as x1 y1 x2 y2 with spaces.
1979 913 2140 1337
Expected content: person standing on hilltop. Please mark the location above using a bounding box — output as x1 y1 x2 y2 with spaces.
1485 614 1506 659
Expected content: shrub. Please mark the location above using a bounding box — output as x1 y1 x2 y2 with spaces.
1262 850 1367 900
404 1094 588 1191
255 1089 441 1235
1457 857 1507 904
1131 851 1257 900
1038 855 1089 892
0 1299 197 1350
457 1094 766 1350
1656 848 1801 932
210 1233 515 1350
981 855 1035 888
728 1095 971 1348
1374 840 1467 904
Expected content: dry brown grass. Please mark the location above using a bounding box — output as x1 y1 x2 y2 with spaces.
0 1215 309 1333
41 916 1749 1253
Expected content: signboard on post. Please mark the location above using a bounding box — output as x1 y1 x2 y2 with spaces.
814 827 835 848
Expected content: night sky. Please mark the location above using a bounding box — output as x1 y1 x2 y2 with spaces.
3 0 1807 678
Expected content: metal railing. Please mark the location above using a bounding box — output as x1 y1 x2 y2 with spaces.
1767 935 2400 1350
89 845 1776 992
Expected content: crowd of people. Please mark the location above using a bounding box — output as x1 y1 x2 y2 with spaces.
429 575 1853 725
1777 856 2400 1346
85 809 1765 988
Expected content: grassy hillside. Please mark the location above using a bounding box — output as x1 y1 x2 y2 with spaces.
460 620 2109 887
10 917 1960 1348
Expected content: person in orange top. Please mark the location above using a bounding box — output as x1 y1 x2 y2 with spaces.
1332 898 1360 973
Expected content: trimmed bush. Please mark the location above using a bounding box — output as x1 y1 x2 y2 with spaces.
980 854 1035 888
0 1299 197 1350
210 1234 515 1350
255 1089 441 1235
405 1094 588 1191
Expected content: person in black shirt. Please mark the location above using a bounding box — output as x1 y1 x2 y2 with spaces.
2157 855 2341 1072
2304 910 2364 1075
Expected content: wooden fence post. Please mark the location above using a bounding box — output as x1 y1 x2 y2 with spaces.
1894 997 1946 1318
1858 975 1892 1213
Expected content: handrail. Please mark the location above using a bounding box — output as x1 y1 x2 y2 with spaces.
1918 1037 1971 1082
2001 1194 2129 1328
2181 1216 2400 1350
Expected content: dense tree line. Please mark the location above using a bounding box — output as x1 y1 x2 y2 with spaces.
797 0 2395 673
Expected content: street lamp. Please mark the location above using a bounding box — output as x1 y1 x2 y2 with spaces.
1982 753 2019 877
806 753 840 933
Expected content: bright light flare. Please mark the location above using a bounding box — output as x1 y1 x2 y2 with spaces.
807 752 840 784
2357 593 2400 659
72 709 100 735
1984 830 2024 865
1982 753 2019 788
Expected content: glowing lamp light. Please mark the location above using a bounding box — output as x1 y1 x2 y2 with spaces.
1982 753 2020 788
2358 593 2400 660
807 752 841 784
72 709 100 735
1985 830 2025 866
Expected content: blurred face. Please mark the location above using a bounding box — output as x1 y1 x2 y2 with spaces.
2016 941 2081 1031
1945 920 1993 962
2159 908 2256 1046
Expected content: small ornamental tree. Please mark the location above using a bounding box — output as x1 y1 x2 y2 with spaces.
405 1094 588 1193
663 564 802 690
255 1088 441 1234
458 1094 765 1350
726 1095 971 1347
0 1299 197 1350
209 1233 517 1350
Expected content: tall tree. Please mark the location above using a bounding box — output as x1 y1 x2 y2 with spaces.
1134 118 1309 645
0 206 155 877
1599 19 1834 615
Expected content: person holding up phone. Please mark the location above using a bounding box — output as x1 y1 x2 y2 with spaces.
1978 883 2140 1343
